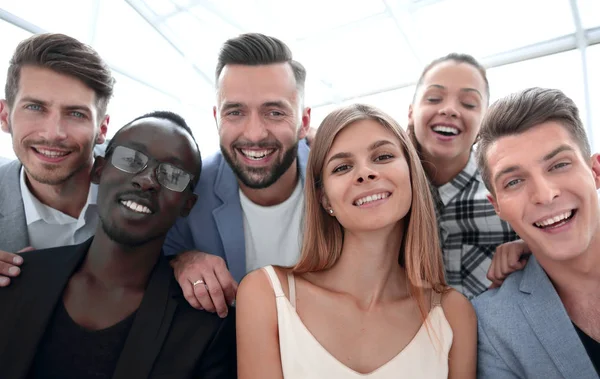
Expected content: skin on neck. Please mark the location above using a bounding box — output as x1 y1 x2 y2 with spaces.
25 162 93 219
421 148 471 187
538 227 600 300
239 157 300 206
79 226 165 291
309 222 407 309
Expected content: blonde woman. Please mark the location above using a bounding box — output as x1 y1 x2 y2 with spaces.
236 104 476 378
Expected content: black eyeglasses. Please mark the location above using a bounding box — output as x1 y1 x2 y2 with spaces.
108 145 194 192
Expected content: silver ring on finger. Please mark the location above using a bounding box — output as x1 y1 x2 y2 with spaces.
192 279 206 287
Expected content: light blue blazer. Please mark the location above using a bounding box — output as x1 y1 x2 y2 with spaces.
473 255 597 378
163 141 309 283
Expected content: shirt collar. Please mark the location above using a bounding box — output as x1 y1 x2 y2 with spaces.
437 151 481 207
19 167 98 226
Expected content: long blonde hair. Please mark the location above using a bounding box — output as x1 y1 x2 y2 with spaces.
293 104 447 322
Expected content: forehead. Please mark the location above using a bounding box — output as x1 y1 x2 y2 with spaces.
16 65 96 106
487 122 583 174
329 119 400 154
113 118 198 172
421 61 486 94
216 63 298 106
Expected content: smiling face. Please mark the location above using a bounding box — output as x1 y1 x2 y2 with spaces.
321 119 412 233
0 66 107 185
215 63 310 189
487 121 600 263
93 118 199 247
409 61 487 165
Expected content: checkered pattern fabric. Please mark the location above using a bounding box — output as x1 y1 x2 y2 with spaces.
435 153 518 298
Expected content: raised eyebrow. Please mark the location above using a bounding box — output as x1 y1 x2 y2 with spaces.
542 145 575 162
326 152 352 166
369 140 395 150
460 88 483 99
220 102 244 112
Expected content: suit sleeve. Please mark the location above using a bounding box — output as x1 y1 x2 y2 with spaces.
477 320 522 379
194 308 237 379
163 217 194 257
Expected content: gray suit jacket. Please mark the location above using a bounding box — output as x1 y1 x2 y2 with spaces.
0 160 28 252
473 256 598 378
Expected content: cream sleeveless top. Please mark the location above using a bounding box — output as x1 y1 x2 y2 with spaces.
263 265 453 378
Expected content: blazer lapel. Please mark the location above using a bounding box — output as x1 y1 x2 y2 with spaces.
0 161 29 251
0 242 88 379
212 159 246 282
519 257 597 378
112 255 177 379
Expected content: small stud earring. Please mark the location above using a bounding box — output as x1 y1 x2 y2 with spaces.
328 209 334 214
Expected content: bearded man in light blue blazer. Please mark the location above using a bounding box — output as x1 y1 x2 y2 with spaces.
473 87 600 378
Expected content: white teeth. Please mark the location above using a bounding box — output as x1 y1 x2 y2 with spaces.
354 192 390 206
121 200 152 214
534 210 573 228
36 148 69 157
432 125 459 135
240 149 275 160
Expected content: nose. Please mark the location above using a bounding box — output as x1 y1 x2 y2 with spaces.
355 164 378 184
40 112 68 142
131 165 160 192
438 101 460 118
243 112 269 142
530 175 560 205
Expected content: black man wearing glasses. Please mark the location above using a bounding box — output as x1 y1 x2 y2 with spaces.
0 111 236 379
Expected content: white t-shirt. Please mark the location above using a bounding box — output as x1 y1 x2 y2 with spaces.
239 180 304 273
20 168 98 249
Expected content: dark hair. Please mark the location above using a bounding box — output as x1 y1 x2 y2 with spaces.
215 33 306 100
476 87 590 195
108 111 202 187
408 53 489 159
5 33 114 119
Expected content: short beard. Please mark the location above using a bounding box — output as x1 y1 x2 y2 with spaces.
221 140 299 189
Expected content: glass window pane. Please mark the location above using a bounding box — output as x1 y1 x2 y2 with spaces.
487 50 586 118
1 0 95 42
293 16 421 99
412 0 575 61
578 0 600 29
586 44 600 151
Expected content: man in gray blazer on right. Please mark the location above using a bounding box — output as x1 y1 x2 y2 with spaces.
473 87 600 379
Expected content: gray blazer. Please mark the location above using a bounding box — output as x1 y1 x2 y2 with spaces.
0 160 28 252
473 255 598 378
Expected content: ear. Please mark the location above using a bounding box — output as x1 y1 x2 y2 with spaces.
96 114 109 145
91 156 107 184
0 100 10 133
321 192 332 213
298 107 311 140
213 106 218 128
180 193 197 217
486 193 503 219
591 153 600 190
407 103 414 126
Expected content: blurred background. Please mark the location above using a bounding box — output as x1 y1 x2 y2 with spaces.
1 0 599 159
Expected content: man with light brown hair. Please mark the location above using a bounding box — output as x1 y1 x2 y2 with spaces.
0 33 114 285
473 87 600 378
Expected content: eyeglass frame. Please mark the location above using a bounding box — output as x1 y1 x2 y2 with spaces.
104 144 196 192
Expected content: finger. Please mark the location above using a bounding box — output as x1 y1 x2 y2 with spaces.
180 277 203 310
0 276 10 287
500 247 511 277
0 261 21 277
192 273 218 314
0 250 23 265
200 270 228 318
17 246 34 253
214 266 238 306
